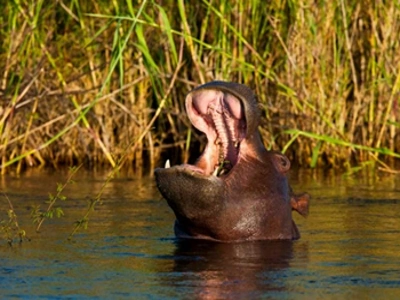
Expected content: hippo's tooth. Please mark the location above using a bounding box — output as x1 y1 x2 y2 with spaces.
165 159 171 169
234 141 239 148
212 166 219 176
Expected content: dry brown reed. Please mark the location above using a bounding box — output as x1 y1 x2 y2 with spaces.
0 0 399 174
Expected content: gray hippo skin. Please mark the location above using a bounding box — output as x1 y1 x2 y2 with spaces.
155 81 309 242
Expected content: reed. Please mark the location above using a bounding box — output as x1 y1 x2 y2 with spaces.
1 0 399 173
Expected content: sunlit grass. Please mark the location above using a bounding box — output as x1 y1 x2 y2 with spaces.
0 0 399 174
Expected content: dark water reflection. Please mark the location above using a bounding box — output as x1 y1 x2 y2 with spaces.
0 168 400 298
170 239 308 299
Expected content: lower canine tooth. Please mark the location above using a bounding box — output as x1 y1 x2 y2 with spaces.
165 159 171 169
212 167 219 176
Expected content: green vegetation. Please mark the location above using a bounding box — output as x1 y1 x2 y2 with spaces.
69 164 119 240
1 164 113 245
1 0 399 174
1 193 29 246
31 165 81 232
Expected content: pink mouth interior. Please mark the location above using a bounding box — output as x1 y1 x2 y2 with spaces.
185 89 247 176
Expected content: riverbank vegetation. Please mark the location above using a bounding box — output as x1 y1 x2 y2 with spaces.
1 0 399 174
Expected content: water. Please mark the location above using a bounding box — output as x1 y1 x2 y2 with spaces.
1 168 400 299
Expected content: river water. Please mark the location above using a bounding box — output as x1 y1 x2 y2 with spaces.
0 168 399 299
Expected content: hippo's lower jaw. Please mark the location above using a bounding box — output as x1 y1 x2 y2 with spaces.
155 81 308 242
154 140 296 242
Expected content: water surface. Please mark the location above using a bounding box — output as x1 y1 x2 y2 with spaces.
1 169 400 299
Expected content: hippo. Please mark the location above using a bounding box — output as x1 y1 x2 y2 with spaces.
155 81 309 242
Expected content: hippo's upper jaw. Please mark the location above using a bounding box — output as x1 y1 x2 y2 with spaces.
155 81 308 242
157 81 262 182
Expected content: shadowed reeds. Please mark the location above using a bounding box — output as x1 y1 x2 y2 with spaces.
0 0 399 174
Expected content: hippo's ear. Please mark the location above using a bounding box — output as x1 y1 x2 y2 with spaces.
291 193 310 217
272 153 291 174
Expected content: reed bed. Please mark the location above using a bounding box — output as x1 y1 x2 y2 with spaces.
1 0 399 174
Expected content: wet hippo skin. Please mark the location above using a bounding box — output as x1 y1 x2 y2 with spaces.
155 81 309 242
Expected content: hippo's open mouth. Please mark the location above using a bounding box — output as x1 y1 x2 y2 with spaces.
168 88 247 177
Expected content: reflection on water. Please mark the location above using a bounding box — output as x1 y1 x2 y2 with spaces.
0 168 400 298
170 239 308 299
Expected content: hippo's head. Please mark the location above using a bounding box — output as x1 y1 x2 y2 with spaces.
155 81 308 242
